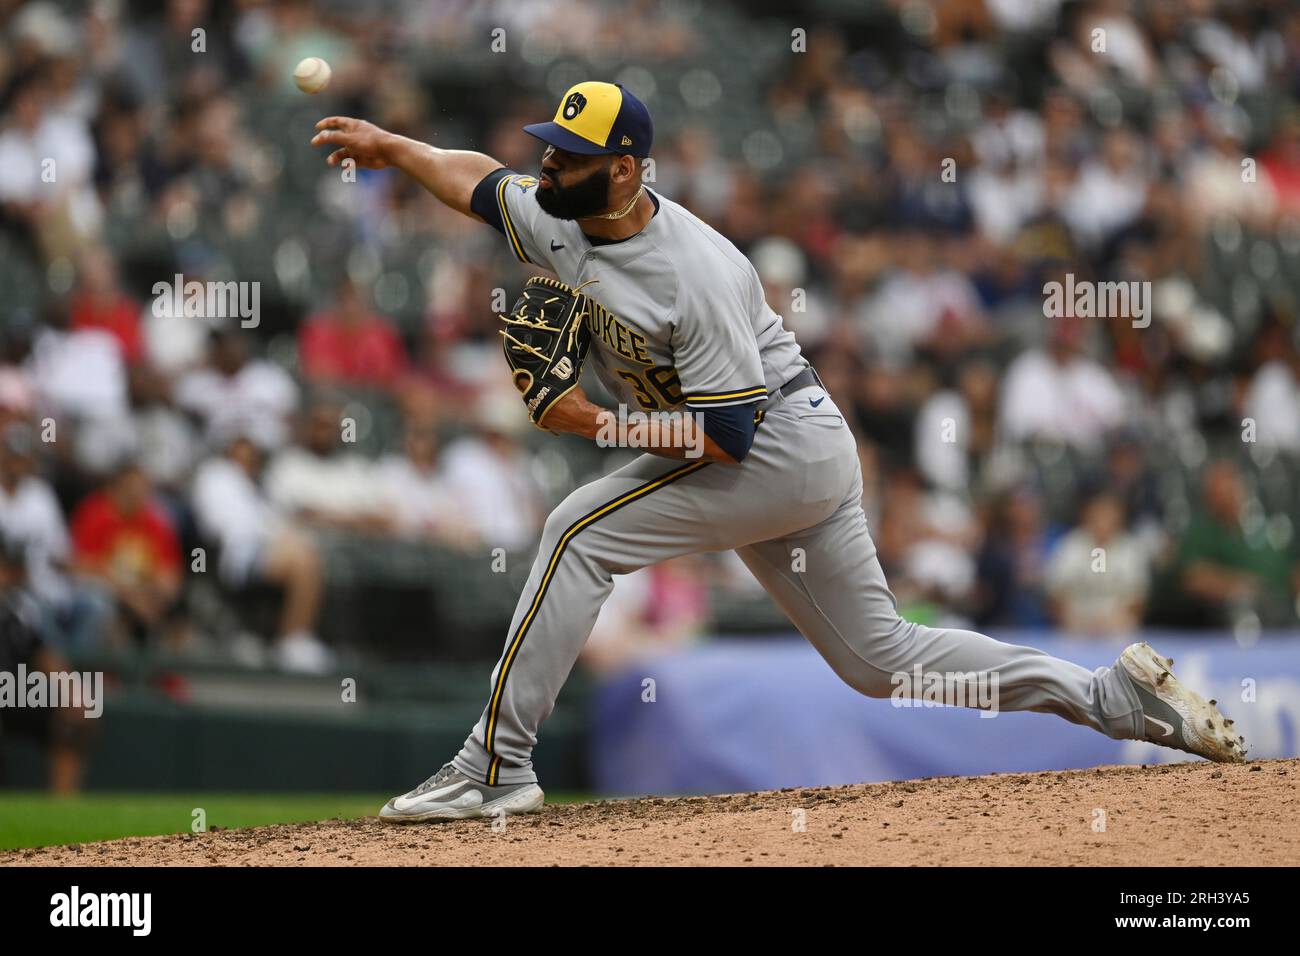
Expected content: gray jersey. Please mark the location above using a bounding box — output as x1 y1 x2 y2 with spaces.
487 173 807 412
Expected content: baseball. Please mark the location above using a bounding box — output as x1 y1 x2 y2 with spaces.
293 57 332 94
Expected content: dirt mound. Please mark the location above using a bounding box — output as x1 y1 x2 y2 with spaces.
6 759 1298 866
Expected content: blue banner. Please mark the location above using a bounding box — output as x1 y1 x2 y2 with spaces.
590 634 1300 795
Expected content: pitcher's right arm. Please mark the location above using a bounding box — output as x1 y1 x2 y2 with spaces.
312 117 500 219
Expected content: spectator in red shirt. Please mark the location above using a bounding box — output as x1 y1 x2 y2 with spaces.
68 244 144 364
1261 112 1300 216
70 462 182 643
298 279 408 390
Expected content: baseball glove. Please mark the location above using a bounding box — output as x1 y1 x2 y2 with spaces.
499 275 595 428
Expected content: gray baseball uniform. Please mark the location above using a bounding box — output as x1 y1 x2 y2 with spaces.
454 174 1144 786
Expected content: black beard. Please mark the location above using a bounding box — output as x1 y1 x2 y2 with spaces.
534 163 612 220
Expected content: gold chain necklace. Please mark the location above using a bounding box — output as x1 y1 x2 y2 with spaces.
582 185 645 221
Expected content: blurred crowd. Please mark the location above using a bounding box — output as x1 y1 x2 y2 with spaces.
1 0 1300 679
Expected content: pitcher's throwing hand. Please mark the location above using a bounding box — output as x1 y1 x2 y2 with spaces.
311 116 394 169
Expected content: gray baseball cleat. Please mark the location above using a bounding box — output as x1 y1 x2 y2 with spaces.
1118 642 1247 763
379 762 544 823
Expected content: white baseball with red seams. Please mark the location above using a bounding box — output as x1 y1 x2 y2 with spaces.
293 57 331 94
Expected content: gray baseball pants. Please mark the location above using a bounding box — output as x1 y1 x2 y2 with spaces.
453 385 1144 785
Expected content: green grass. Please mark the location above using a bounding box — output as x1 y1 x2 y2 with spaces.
0 791 592 851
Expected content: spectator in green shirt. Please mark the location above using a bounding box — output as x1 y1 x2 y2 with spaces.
1176 459 1299 628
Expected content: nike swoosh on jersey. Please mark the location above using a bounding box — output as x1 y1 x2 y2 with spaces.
1145 714 1175 737
810 396 825 407
550 240 565 251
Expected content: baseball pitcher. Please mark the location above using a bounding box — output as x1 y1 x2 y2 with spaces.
311 82 1246 823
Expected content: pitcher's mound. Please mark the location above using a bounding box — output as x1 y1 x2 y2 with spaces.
7 759 1298 866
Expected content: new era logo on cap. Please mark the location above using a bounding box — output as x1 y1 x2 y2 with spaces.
523 81 654 157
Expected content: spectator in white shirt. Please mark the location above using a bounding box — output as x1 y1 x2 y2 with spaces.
1193 11 1283 94
175 328 298 451
192 431 330 673
0 68 101 260
915 357 1000 495
1045 490 1150 636
1181 120 1277 231
968 92 1048 244
376 424 476 546
999 315 1127 452
861 231 988 366
72 363 200 489
142 296 219 380
1060 128 1150 251
440 392 545 553
264 399 392 534
0 423 112 653
1243 323 1300 453
26 309 129 422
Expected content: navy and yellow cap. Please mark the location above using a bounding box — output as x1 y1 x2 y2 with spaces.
523 81 653 158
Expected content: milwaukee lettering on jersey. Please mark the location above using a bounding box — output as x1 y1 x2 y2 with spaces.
584 299 653 366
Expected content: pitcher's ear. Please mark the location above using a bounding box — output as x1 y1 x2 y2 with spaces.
609 154 639 184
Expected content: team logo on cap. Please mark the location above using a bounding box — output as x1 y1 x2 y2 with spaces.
563 92 588 120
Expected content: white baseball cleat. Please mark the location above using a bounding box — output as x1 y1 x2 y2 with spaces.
379 762 545 823
1118 642 1247 763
